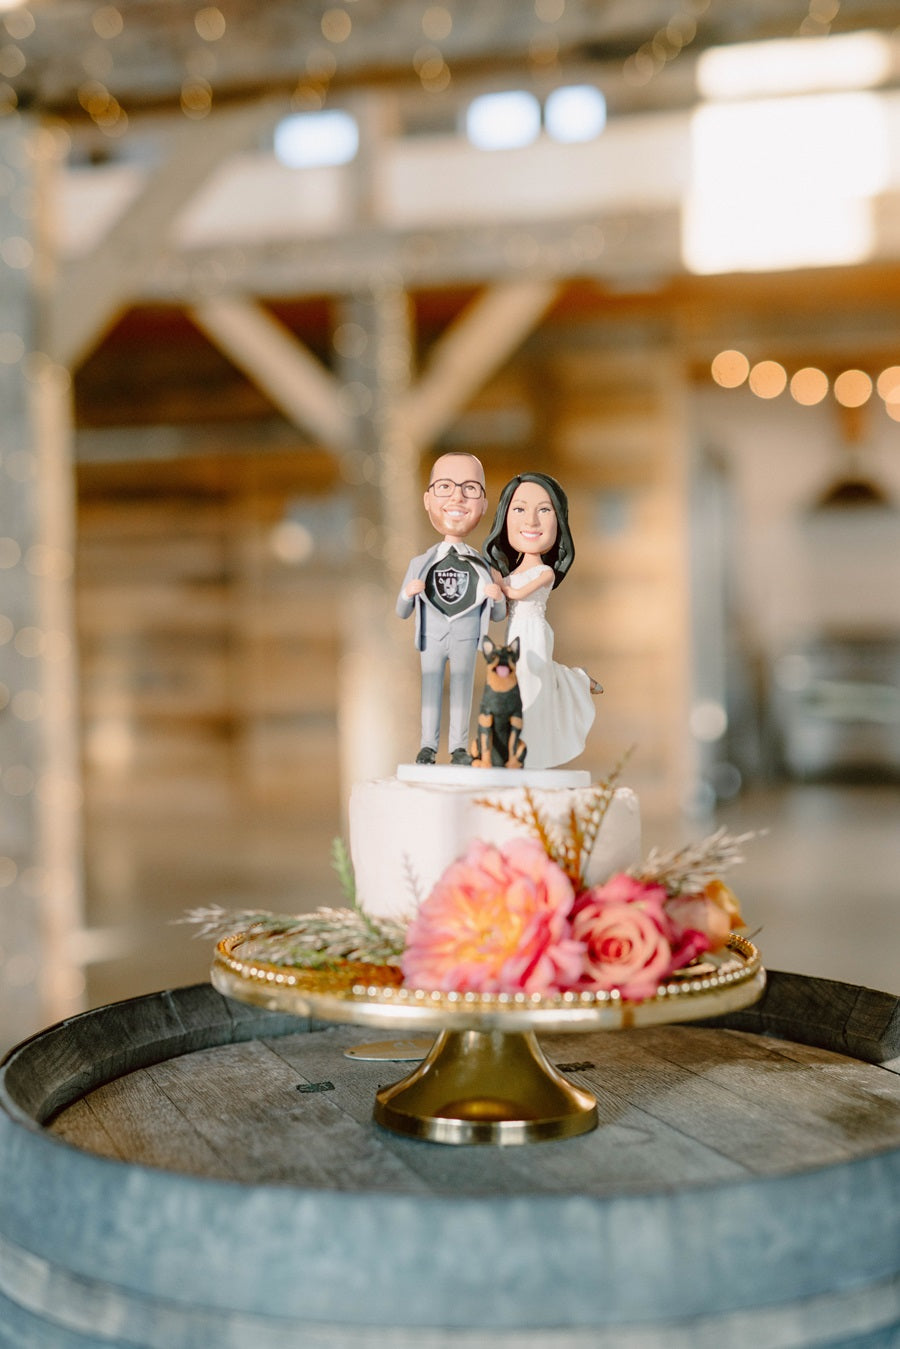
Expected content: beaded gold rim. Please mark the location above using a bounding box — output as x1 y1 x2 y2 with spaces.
213 933 402 994
214 930 760 1010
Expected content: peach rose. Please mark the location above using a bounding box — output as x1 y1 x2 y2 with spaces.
401 838 584 994
571 874 697 1001
666 879 743 953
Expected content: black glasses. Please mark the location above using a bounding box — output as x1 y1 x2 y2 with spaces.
428 478 485 499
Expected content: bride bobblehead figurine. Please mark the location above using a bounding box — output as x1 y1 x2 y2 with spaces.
483 472 602 770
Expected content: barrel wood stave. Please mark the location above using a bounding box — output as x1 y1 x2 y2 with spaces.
0 973 897 1347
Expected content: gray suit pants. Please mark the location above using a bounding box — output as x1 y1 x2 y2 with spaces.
419 616 479 753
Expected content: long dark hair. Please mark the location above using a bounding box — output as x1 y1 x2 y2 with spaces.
483 472 575 589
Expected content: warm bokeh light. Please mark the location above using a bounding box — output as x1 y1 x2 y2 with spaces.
833 368 873 407
195 7 227 41
321 7 352 43
711 348 750 388
92 6 124 39
886 399 900 423
421 5 453 41
269 521 314 565
0 537 21 568
790 367 829 405
875 365 900 402
414 46 450 93
181 78 212 119
748 360 787 399
689 700 728 742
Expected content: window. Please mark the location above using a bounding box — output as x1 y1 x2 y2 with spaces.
273 110 359 168
465 91 541 151
544 85 606 143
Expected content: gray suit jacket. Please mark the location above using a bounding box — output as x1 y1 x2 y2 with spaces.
397 543 505 651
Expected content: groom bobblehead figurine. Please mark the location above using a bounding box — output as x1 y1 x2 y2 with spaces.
397 452 505 765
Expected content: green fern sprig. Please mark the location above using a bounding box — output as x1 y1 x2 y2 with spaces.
332 833 417 941
330 836 356 905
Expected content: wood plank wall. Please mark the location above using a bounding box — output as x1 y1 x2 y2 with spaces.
76 451 344 822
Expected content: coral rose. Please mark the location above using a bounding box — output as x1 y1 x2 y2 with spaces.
401 838 584 994
571 873 695 1001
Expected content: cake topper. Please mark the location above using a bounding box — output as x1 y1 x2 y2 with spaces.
483 472 603 770
397 452 505 765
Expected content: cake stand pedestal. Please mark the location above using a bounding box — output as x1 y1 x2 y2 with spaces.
374 1028 596 1144
212 933 764 1145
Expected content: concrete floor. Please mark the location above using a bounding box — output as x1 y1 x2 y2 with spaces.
715 783 900 997
79 780 899 1013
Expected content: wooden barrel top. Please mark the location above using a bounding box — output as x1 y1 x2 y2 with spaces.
41 1005 900 1193
1 971 899 1347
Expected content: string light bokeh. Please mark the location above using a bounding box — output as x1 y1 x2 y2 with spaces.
712 346 900 419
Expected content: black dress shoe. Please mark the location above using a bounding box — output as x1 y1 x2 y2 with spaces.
450 748 472 766
415 746 437 765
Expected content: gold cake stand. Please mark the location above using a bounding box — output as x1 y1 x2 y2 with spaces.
212 932 765 1146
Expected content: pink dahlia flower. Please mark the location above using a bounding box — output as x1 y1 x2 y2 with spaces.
571 873 706 1001
401 838 584 994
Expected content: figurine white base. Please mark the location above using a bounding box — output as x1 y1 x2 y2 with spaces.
396 764 591 788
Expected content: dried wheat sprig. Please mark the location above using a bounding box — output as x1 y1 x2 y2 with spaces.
631 827 757 897
561 803 583 883
575 747 633 871
474 772 628 886
539 752 632 883
177 905 284 940
572 784 615 878
474 787 560 863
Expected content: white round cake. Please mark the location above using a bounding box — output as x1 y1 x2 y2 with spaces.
349 765 641 921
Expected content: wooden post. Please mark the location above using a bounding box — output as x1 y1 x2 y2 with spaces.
0 116 84 1052
335 285 420 794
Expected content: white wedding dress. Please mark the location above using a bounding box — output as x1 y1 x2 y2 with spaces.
506 566 595 770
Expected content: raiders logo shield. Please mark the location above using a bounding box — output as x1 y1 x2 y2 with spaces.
424 548 479 616
434 566 469 605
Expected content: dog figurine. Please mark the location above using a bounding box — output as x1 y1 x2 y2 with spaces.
470 636 527 769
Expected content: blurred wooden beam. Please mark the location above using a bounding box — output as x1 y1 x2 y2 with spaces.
9 0 886 116
188 297 354 453
187 281 561 462
403 280 560 450
50 102 284 370
75 417 318 463
149 209 681 302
